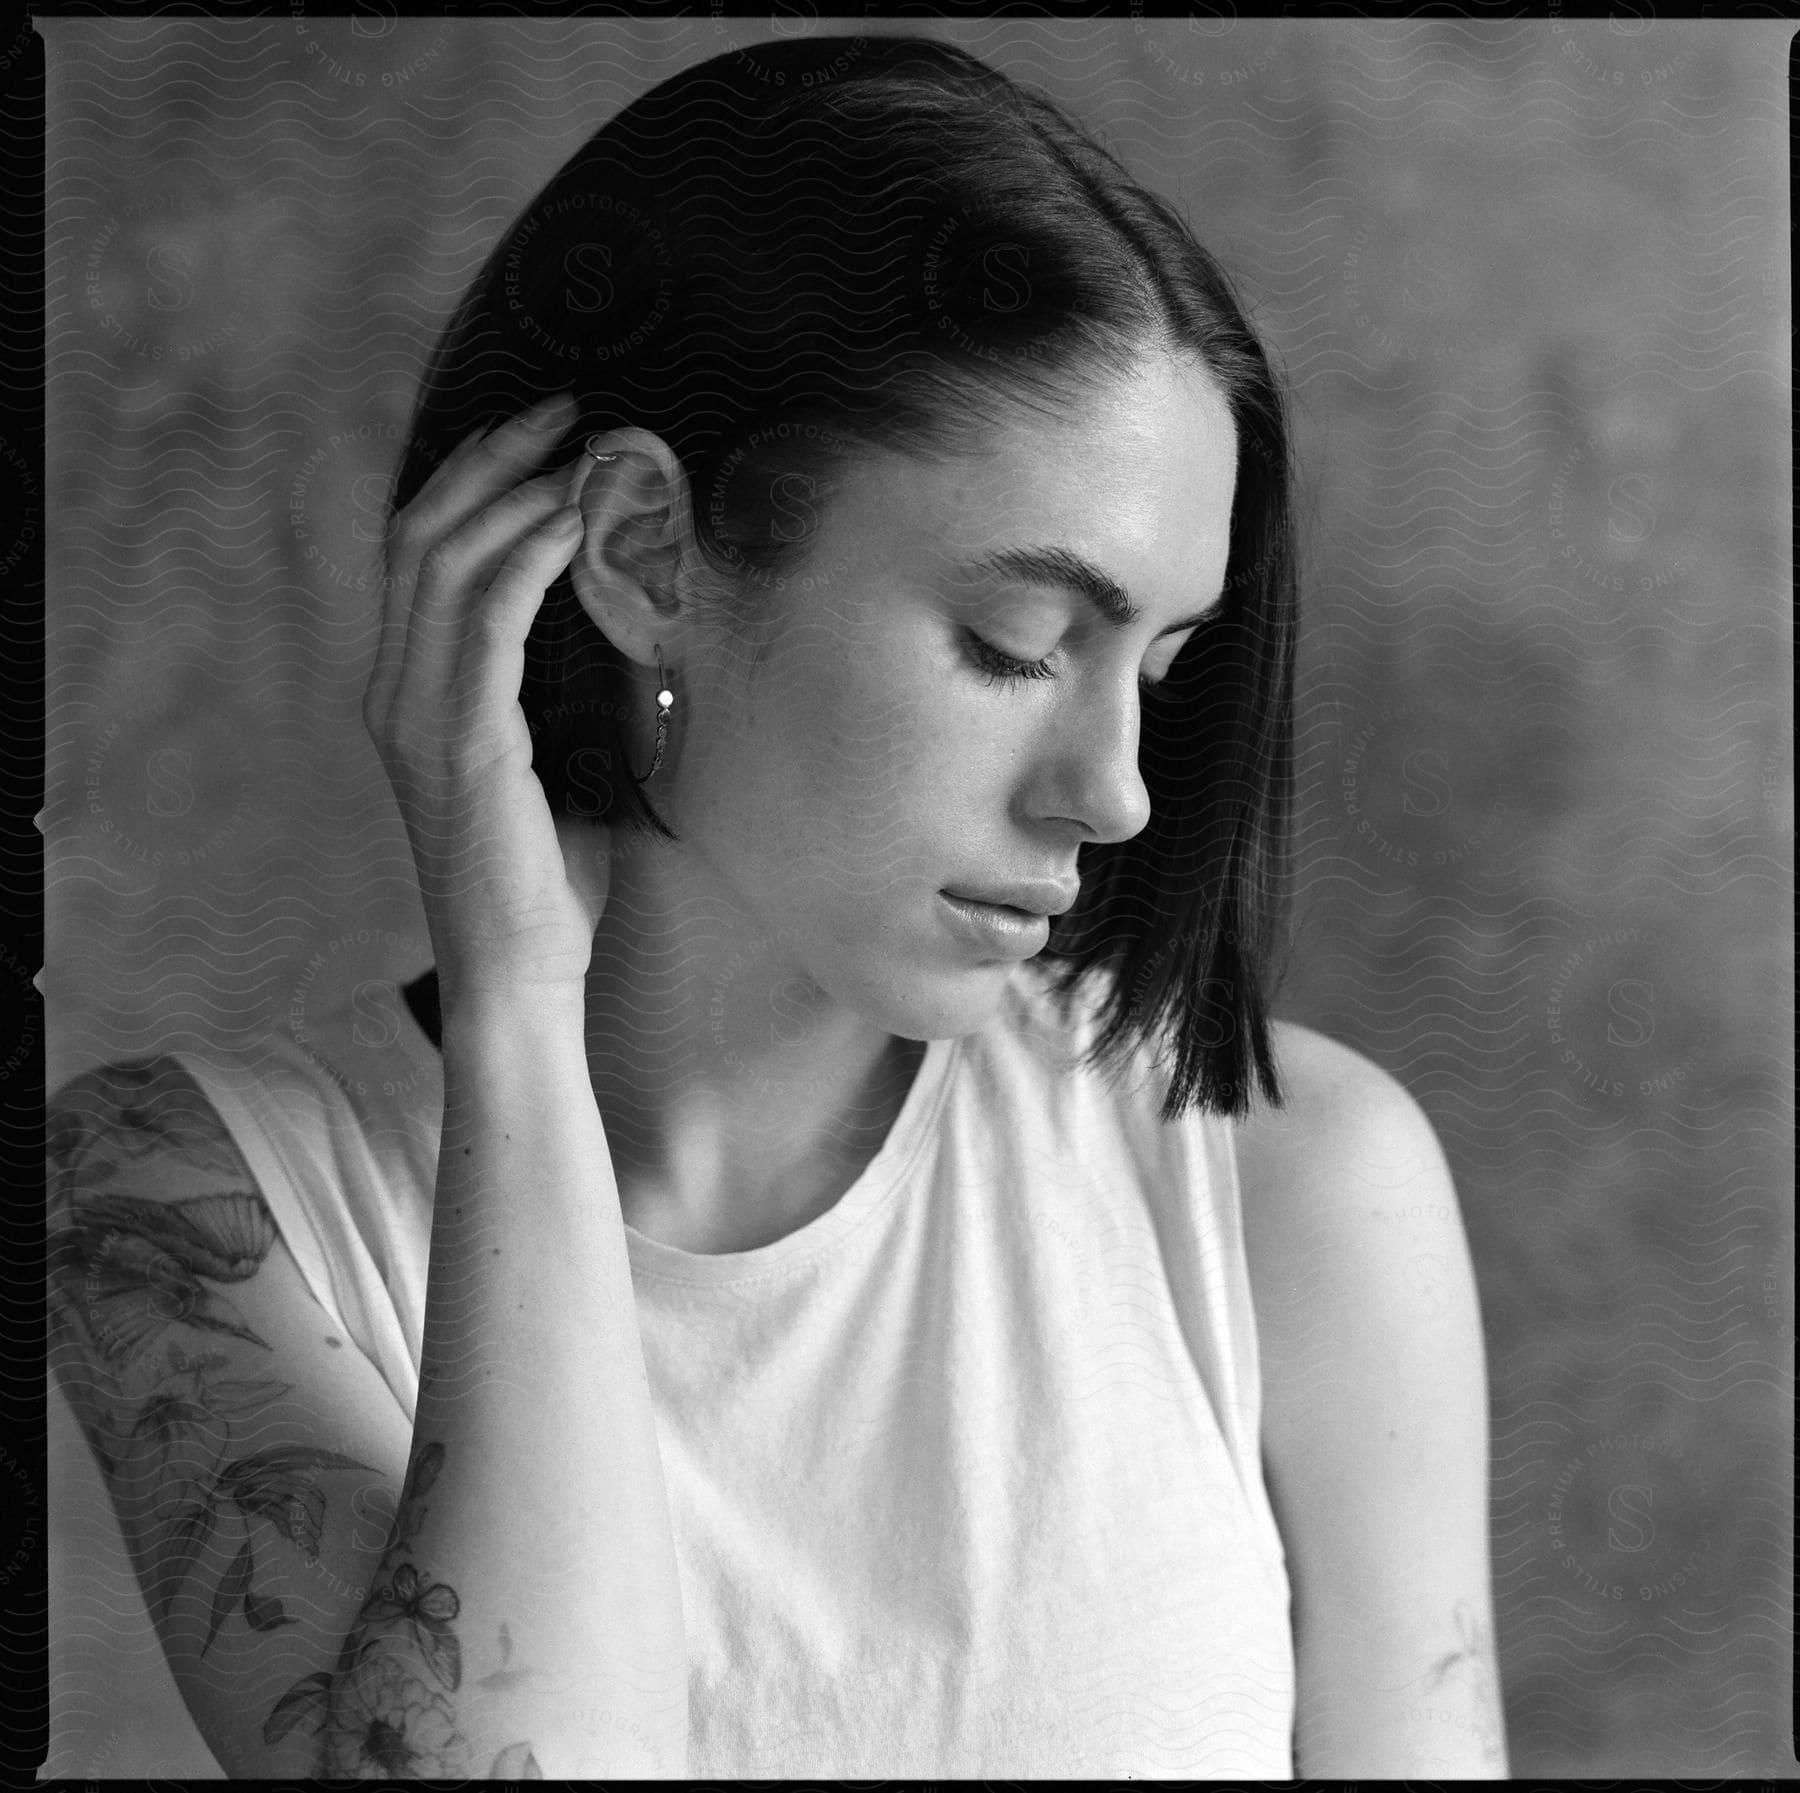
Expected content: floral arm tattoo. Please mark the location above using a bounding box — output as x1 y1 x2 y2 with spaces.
266 1438 541 1779
50 1059 539 1779
48 1059 373 1652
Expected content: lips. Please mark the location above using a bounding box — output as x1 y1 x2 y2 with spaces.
941 879 1080 918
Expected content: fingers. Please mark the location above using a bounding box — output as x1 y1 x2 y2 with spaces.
383 468 585 748
402 394 579 547
368 394 587 731
448 505 588 749
369 394 579 714
385 504 582 788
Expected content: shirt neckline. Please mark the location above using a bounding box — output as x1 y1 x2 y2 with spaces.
401 967 961 1286
623 1028 957 1285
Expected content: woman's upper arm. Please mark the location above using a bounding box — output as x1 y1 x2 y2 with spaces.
48 1056 413 1777
1238 1023 1508 1778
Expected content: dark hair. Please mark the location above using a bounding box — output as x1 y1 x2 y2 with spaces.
390 33 1296 1122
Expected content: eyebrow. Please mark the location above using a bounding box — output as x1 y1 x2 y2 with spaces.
970 543 1220 638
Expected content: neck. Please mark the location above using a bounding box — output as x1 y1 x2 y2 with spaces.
578 835 923 1253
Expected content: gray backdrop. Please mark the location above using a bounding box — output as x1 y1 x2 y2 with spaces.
44 14 1793 1779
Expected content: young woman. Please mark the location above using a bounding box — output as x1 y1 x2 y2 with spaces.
48 34 1504 1778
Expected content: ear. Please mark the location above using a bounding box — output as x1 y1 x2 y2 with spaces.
566 429 698 671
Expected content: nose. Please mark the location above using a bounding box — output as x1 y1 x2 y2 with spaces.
1030 674 1153 847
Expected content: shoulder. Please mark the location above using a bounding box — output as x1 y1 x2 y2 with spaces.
48 1056 282 1328
48 1058 290 1432
1233 1015 1486 1533
1234 1018 1470 1360
1234 1019 1448 1205
1233 1017 1483 1513
49 1055 257 1190
1230 1026 1504 1774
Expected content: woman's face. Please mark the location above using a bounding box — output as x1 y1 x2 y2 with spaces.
649 349 1238 1043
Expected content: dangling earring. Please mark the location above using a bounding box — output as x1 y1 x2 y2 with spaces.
585 448 671 787
631 644 673 784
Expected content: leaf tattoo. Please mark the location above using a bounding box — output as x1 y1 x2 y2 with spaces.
264 1670 333 1746
488 1740 543 1777
205 1538 257 1656
476 1621 536 1694
386 1437 443 1555
1426 1598 1494 1690
147 1501 218 1630
243 1587 293 1633
214 1445 377 1562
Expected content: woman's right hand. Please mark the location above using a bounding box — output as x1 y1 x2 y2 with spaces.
362 393 614 1008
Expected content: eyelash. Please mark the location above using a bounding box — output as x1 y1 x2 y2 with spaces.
961 631 1167 693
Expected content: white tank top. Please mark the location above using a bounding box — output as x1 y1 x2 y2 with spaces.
46 966 1295 1778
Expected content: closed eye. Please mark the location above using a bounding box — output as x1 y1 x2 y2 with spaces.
960 629 1180 693
961 631 1055 687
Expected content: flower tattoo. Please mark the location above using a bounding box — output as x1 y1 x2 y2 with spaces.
265 1440 541 1778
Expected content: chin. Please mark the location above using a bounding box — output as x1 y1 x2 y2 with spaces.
860 955 1027 1044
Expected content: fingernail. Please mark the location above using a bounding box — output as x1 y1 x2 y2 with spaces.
524 394 576 426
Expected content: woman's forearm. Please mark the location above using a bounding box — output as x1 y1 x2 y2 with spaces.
321 987 688 1778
